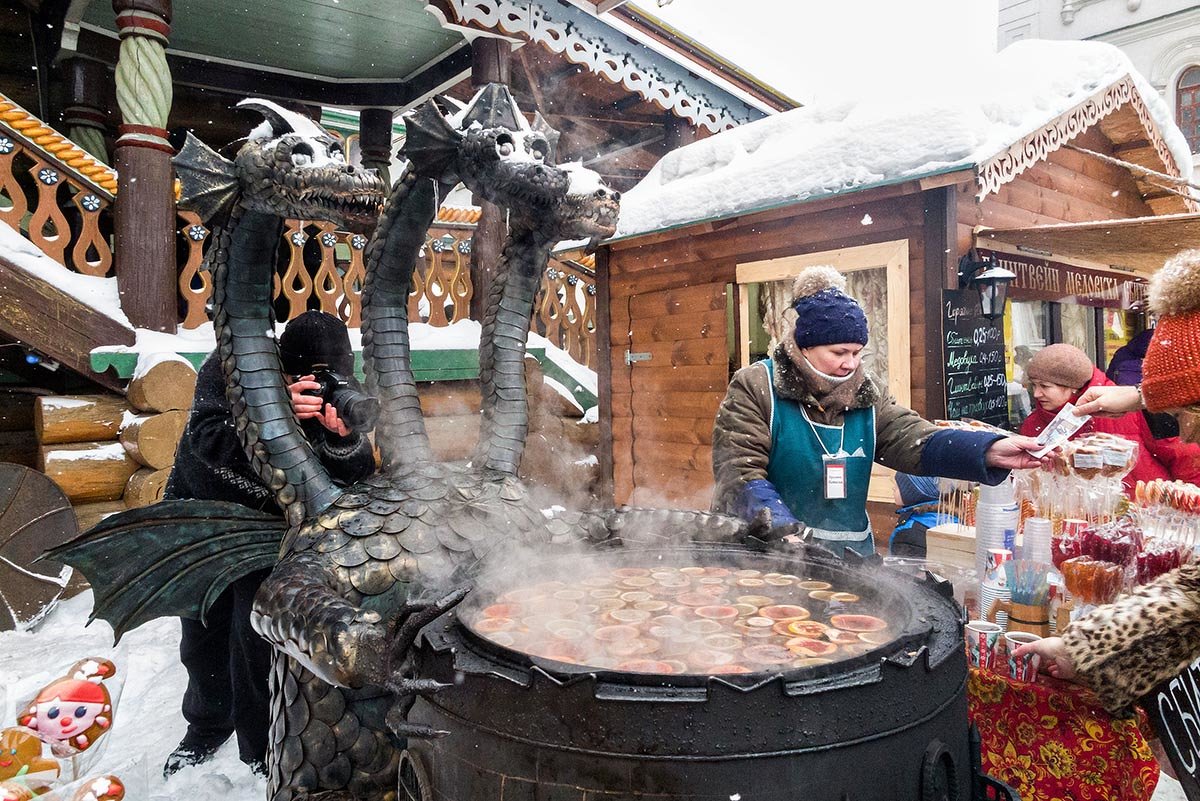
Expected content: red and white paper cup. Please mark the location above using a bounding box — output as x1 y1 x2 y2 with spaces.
1005 631 1042 683
965 620 1002 670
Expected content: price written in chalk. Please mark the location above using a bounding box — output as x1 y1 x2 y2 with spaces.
942 289 1008 429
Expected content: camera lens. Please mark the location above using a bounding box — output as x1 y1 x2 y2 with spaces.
329 387 380 431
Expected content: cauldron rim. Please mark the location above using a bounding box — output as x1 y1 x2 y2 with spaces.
451 543 942 688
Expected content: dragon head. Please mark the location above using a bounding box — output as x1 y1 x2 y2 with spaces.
403 84 569 212
549 164 620 250
174 98 385 226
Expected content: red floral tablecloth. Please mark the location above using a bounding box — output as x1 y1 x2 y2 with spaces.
968 667 1159 801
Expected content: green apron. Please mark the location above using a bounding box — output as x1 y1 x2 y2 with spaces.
763 359 876 557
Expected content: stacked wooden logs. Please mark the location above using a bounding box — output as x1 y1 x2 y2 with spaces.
35 359 196 528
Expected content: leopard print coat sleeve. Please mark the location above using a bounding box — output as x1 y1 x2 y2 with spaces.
1062 562 1200 715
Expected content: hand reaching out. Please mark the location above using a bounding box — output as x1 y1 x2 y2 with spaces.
984 435 1047 470
1011 636 1077 682
1073 384 1142 418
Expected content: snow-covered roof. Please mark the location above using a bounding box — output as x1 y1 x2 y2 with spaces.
615 40 1194 239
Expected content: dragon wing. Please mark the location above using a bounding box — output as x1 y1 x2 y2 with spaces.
43 500 286 641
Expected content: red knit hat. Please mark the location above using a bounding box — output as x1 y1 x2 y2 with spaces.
1143 249 1200 412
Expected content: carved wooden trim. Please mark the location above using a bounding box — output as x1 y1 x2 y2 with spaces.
339 232 369 328
975 74 1193 208
70 190 113 277
280 221 315 321
0 93 118 196
311 222 344 316
0 148 30 230
178 211 211 329
426 0 750 132
25 155 71 267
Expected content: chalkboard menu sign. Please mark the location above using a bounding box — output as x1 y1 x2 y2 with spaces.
1144 660 1200 800
942 289 1008 428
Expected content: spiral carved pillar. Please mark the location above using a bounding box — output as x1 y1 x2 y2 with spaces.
62 58 111 164
111 0 177 332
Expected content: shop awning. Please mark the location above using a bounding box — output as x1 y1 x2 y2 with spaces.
975 212 1200 277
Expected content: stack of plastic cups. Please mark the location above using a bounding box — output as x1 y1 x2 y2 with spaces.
975 477 1019 626
980 548 1013 628
1022 517 1053 564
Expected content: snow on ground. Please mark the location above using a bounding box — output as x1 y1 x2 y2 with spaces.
0 592 265 801
0 591 1185 799
616 40 1194 239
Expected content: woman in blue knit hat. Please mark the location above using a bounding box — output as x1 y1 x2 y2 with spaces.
711 265 1043 558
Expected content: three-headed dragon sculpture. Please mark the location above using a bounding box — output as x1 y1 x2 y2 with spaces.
50 87 750 800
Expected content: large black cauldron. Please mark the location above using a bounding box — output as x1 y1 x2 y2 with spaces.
404 544 1014 801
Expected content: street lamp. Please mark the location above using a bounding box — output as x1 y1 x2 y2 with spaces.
958 250 1016 321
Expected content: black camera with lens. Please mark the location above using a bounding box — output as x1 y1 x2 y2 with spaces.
304 368 380 432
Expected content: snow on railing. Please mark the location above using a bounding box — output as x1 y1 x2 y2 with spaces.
0 93 596 365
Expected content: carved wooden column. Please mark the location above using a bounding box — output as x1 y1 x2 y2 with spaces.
358 108 393 188
468 37 511 323
111 0 176 332
62 58 110 164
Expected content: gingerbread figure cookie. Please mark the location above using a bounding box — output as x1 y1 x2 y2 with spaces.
18 659 116 756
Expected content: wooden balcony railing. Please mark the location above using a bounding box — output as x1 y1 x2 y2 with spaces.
1 93 598 371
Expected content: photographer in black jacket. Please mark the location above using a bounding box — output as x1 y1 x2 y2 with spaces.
163 311 375 777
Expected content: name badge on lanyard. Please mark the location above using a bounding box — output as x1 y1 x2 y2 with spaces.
822 453 847 500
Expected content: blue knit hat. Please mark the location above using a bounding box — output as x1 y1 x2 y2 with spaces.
791 266 869 349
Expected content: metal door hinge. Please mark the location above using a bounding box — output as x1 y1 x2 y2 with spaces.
624 350 651 365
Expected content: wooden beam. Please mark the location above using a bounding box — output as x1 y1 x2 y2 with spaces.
594 246 615 506
468 37 512 324
921 185 955 420
0 257 133 393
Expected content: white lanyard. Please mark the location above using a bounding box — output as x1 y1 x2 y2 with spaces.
799 406 846 458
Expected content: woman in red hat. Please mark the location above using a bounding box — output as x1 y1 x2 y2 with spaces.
1018 342 1200 495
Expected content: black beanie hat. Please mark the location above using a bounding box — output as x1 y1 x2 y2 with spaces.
278 311 355 376
791 266 869 349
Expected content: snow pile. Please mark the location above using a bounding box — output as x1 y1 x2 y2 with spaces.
0 592 265 801
0 222 131 329
616 40 1193 238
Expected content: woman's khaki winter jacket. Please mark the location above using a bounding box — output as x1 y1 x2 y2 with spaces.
710 344 942 517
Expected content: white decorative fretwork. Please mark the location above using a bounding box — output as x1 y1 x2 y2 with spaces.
974 74 1192 210
425 0 749 132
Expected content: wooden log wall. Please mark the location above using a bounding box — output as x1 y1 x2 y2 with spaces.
605 186 933 509
416 365 600 506
32 360 195 521
957 127 1154 253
